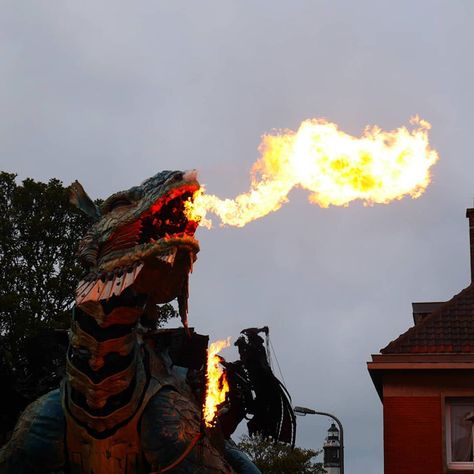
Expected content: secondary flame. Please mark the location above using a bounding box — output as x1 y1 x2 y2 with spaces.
203 338 231 427
185 116 439 228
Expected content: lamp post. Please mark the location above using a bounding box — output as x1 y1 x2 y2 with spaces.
294 405 344 474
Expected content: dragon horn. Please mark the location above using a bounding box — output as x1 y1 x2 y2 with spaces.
69 180 101 221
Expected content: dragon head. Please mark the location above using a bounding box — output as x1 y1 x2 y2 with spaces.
70 170 200 329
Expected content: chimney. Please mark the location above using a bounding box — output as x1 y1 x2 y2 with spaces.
466 206 474 283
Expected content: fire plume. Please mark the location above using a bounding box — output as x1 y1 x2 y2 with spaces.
203 338 230 428
185 116 439 228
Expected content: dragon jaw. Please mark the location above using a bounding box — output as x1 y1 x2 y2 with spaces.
71 170 201 327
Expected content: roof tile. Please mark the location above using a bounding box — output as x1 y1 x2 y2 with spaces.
381 284 474 354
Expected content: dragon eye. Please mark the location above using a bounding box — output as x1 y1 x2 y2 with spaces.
108 198 132 211
167 172 183 184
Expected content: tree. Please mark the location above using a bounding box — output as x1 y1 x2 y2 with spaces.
0 172 92 352
238 434 325 473
0 172 92 440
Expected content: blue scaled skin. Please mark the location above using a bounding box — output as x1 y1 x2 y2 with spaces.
0 387 260 473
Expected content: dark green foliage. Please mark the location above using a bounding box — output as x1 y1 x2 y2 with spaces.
0 172 91 440
141 301 179 329
238 434 325 474
0 172 90 358
157 303 179 325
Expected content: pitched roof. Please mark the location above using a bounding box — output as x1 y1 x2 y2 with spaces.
381 284 474 354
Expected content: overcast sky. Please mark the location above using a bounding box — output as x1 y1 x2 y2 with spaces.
2 1 474 472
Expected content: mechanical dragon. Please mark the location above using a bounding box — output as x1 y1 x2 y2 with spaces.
0 170 295 474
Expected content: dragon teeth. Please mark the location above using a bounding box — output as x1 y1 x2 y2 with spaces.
76 279 96 305
156 247 177 266
96 280 109 301
82 279 103 303
111 266 137 298
102 277 116 301
132 263 143 283
77 275 108 304
75 262 145 305
116 271 132 296
76 279 90 296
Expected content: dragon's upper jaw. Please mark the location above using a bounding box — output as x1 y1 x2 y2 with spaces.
96 184 199 274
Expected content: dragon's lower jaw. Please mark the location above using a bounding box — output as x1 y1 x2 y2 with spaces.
76 244 196 304
133 246 194 302
75 244 196 331
94 233 199 275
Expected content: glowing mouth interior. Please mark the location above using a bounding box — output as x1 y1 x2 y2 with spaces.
139 191 197 244
99 190 199 262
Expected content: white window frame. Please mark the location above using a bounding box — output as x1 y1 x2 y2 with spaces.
445 397 474 471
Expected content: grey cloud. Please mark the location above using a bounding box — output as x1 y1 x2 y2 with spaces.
1 2 474 472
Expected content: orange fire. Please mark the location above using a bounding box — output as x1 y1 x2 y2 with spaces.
203 338 230 428
185 116 439 228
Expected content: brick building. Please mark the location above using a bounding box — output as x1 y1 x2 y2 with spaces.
368 207 474 474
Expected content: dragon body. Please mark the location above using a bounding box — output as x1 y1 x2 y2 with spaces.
0 170 259 473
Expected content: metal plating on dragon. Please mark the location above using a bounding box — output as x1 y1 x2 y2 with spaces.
0 170 294 474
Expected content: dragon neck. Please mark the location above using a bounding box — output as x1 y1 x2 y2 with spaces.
64 292 148 436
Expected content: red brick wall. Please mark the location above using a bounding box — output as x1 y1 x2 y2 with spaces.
384 396 443 474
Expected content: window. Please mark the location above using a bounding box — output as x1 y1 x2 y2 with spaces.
446 397 474 470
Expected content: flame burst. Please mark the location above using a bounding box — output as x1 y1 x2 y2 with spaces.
185 116 439 228
203 338 230 427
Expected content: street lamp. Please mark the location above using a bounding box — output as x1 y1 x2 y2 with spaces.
294 405 344 474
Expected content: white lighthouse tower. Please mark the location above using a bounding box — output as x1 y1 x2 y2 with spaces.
323 423 341 474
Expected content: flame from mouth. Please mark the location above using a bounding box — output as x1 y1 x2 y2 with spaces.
203 338 230 428
185 116 439 228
